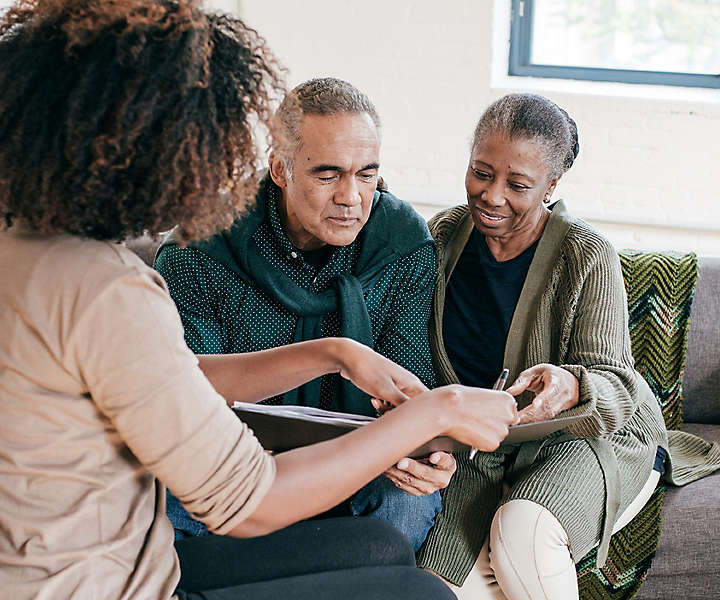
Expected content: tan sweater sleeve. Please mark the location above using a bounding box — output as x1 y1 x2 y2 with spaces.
66 263 275 535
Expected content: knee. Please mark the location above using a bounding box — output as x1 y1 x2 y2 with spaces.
350 475 442 522
347 517 417 566
490 500 570 560
489 500 576 599
349 477 442 552
381 483 442 521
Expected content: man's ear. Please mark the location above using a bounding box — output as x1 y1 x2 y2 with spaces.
268 151 289 189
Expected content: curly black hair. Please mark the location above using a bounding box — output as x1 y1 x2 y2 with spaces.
0 0 285 241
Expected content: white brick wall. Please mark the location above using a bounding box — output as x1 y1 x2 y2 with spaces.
238 0 720 254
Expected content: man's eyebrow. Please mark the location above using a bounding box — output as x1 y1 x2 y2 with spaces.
308 163 380 174
309 165 343 174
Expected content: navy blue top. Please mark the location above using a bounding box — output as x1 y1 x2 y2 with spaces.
442 228 538 389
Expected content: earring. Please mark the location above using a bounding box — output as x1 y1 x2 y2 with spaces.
543 193 551 204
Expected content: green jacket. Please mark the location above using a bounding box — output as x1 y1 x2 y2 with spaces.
417 202 719 584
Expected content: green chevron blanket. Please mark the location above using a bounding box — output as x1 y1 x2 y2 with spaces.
577 250 697 600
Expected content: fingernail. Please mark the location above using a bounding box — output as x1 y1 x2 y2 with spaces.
397 459 409 470
429 453 440 464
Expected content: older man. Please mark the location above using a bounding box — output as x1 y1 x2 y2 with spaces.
155 78 451 550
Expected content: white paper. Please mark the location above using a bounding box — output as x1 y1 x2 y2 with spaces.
232 401 376 427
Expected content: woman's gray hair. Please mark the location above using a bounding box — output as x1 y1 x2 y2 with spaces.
272 77 381 175
472 94 580 179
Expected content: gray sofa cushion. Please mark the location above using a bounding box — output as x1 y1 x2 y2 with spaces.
683 257 720 424
635 423 720 600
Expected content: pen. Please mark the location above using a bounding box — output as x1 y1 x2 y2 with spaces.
469 368 510 460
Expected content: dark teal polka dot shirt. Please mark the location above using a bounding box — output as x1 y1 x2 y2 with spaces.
155 187 438 411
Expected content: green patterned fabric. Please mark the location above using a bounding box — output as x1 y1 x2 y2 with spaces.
619 251 697 431
577 251 698 600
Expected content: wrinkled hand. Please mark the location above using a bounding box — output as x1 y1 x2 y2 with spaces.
507 363 579 424
384 452 456 496
338 340 428 407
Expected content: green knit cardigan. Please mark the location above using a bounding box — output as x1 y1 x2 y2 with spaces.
417 202 720 585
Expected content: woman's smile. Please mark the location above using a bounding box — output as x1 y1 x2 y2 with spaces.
474 206 509 226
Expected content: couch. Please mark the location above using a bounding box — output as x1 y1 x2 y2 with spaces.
633 256 720 600
126 236 719 599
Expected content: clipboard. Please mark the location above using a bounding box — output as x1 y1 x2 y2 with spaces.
232 402 588 457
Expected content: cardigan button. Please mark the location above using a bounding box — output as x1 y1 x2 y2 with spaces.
289 251 298 259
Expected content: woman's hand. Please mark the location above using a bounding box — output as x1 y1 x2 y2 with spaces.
337 339 428 406
429 385 518 451
236 384 516 537
384 452 456 496
506 363 579 424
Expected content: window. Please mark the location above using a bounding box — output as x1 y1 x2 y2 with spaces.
509 0 720 88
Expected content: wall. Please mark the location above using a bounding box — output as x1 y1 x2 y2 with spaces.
1 0 716 251
2 0 715 252
235 0 719 255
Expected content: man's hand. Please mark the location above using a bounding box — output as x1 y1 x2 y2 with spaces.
384 452 456 496
506 363 579 424
337 339 428 407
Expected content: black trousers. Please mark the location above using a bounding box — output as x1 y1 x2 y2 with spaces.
174 517 455 600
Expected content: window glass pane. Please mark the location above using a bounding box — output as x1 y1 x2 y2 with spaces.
531 0 720 75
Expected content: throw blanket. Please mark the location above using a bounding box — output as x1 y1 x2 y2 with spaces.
577 251 717 599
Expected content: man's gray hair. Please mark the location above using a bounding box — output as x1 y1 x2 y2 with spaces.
472 93 580 179
272 77 381 174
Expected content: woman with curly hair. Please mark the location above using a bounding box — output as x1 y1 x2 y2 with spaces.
0 1 518 598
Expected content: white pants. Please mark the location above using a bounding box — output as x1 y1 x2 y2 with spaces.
449 469 661 600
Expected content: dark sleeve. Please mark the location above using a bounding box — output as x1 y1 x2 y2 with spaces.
154 245 227 354
374 243 438 389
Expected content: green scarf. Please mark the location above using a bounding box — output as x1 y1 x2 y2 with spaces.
160 175 433 415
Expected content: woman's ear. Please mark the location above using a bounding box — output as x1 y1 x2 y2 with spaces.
268 151 288 189
544 177 560 202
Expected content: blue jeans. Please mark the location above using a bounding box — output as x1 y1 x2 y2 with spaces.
167 476 441 552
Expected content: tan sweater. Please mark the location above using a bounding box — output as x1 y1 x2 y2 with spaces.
0 230 275 599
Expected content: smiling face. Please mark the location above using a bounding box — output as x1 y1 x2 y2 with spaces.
465 131 559 256
268 112 380 251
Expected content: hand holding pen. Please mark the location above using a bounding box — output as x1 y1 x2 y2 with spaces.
469 368 510 460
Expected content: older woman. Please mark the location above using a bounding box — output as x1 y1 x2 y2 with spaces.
0 2 518 599
416 94 671 599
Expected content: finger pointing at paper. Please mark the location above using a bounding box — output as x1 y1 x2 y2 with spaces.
507 363 580 425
